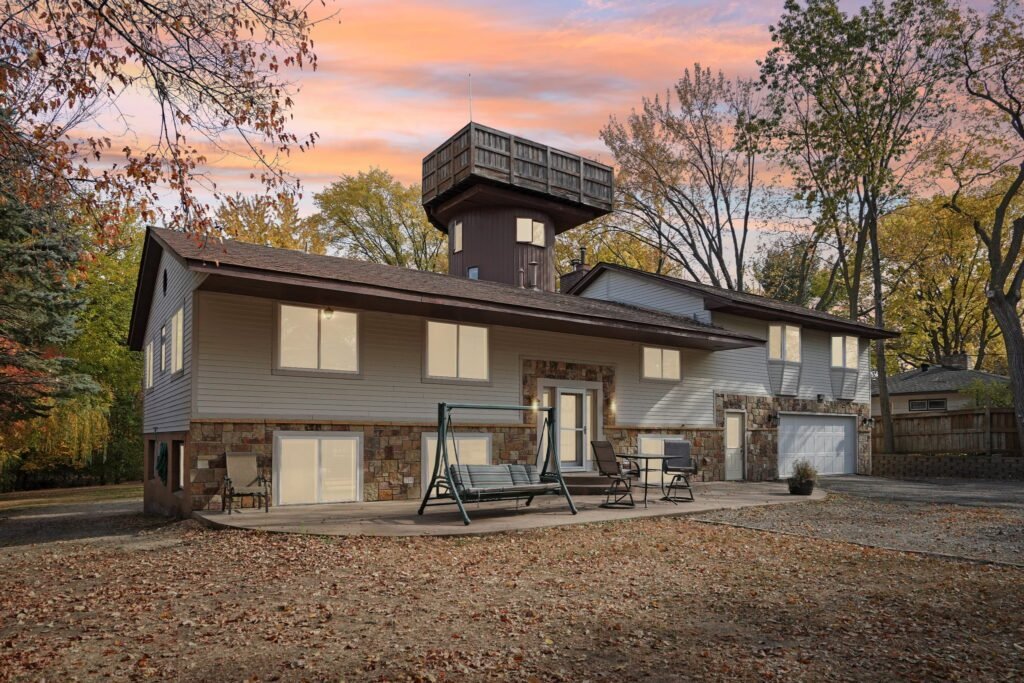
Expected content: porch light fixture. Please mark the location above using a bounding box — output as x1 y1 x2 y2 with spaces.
322 308 334 320
817 393 825 403
861 417 875 428
767 412 780 427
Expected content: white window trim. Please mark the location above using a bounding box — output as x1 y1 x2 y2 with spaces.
273 302 362 378
144 341 154 390
423 319 491 384
159 324 167 373
768 323 801 363
909 398 947 412
272 431 364 506
420 432 493 491
640 346 682 382
831 335 859 370
170 306 184 375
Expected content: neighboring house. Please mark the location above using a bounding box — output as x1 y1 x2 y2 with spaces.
128 122 895 517
871 354 1009 415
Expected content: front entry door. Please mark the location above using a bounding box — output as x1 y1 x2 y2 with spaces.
558 390 586 469
725 412 745 481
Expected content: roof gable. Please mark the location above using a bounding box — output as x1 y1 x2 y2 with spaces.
567 263 898 339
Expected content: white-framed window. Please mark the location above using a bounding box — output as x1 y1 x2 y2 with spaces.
170 307 184 374
426 321 489 381
768 324 801 362
273 432 362 505
421 432 491 488
516 217 545 247
277 303 359 373
909 398 947 412
159 324 167 372
144 341 154 389
452 221 463 253
642 346 681 381
831 335 859 369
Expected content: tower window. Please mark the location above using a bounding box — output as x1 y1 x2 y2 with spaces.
452 221 463 253
516 217 545 247
467 266 479 280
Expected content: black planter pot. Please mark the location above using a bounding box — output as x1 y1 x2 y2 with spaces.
788 480 815 496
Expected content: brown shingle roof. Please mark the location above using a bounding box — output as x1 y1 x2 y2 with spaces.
130 228 764 352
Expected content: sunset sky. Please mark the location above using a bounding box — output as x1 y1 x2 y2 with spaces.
195 0 783 208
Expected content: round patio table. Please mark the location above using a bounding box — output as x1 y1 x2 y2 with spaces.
619 453 677 508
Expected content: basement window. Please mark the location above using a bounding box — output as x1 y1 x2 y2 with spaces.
516 217 545 247
277 303 359 373
642 346 681 381
426 321 488 381
768 324 801 362
831 335 859 369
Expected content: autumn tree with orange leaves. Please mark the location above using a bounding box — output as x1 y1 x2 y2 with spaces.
0 0 323 237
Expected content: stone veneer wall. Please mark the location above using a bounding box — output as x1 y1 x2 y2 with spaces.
188 421 537 511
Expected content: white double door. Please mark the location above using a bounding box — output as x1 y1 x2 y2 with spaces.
274 433 362 505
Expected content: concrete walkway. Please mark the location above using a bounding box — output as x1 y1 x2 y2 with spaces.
819 475 1024 509
194 481 823 537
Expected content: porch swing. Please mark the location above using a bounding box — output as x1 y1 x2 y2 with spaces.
417 402 578 525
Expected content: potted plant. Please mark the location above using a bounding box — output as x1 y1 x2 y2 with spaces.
788 459 817 495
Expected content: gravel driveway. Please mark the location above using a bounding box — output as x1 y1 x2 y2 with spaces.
697 479 1024 565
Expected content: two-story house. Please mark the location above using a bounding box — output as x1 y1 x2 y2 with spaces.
128 123 895 516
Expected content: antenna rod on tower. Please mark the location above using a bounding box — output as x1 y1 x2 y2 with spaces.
468 73 473 122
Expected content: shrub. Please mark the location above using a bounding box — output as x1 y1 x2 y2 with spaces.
788 459 817 484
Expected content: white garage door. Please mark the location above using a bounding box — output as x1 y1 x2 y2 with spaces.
778 415 856 478
273 432 362 505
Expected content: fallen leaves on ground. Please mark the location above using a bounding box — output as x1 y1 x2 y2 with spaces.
0 509 1022 681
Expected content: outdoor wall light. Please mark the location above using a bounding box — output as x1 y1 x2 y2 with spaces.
861 417 875 428
767 412 780 427
322 308 334 320
817 393 825 402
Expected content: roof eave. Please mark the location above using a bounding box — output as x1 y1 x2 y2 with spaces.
186 261 763 352
126 227 164 351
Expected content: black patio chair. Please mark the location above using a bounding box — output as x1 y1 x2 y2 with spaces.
661 440 696 503
591 441 640 508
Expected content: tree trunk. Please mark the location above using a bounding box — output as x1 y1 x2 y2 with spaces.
868 202 895 454
988 293 1024 452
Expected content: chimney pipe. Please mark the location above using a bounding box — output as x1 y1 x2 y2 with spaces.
528 261 539 290
579 246 587 270
518 267 525 289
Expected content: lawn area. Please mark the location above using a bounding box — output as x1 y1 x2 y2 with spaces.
0 483 143 512
0 495 1022 681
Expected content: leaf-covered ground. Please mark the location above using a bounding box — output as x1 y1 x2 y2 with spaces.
1 501 1022 682
697 492 1024 565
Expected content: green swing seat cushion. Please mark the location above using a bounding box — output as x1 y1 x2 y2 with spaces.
448 464 560 496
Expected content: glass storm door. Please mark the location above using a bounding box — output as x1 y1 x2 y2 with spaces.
558 390 586 469
725 412 745 481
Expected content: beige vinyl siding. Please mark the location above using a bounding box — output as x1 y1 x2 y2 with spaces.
195 291 722 426
579 270 710 321
142 250 201 433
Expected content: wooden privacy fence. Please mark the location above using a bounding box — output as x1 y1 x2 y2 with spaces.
872 408 1019 455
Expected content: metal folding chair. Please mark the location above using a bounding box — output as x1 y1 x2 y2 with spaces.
591 441 639 508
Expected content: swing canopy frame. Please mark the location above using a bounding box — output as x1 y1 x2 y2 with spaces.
417 402 578 525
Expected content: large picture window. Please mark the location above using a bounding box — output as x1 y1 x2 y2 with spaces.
768 324 801 362
278 304 359 373
642 346 681 381
831 335 859 369
426 321 488 381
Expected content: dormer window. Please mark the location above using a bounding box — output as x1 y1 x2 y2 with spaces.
768 324 801 362
516 217 545 247
452 221 463 253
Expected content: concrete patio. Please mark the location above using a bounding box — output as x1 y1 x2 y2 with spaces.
194 481 824 536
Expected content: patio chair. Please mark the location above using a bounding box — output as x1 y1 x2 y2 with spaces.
222 452 270 514
661 441 696 503
591 441 640 508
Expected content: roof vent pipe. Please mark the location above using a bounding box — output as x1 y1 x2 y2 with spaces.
518 267 526 288
528 261 539 290
578 246 587 270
